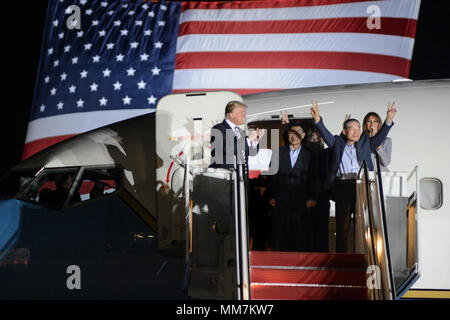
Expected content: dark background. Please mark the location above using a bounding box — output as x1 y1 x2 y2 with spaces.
1 0 450 177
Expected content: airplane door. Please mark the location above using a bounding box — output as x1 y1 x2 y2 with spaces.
154 91 243 249
155 91 245 299
381 166 421 298
395 166 421 297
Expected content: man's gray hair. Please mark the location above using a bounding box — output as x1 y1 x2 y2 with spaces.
343 118 360 129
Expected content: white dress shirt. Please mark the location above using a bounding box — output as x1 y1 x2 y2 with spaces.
289 145 301 168
225 119 258 148
338 143 360 178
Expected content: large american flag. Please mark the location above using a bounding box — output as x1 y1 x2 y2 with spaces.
23 0 421 159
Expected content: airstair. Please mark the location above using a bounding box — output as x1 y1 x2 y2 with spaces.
250 251 367 300
184 156 420 300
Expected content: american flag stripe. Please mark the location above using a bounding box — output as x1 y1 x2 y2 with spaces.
23 135 77 160
178 18 418 38
180 0 378 11
175 52 411 77
173 0 420 94
180 0 419 20
22 108 155 159
172 89 276 95
24 108 155 143
176 33 414 58
173 69 399 90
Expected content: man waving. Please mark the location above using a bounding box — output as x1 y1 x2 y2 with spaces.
310 101 397 252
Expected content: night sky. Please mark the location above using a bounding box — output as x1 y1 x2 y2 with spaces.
1 0 450 177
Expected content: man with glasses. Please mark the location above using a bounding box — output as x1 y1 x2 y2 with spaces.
310 101 397 252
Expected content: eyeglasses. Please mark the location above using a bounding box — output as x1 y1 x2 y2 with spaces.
288 129 304 136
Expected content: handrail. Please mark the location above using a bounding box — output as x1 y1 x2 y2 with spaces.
357 160 421 299
374 154 396 300
406 166 420 272
404 165 421 295
233 154 250 300
407 165 419 182
356 161 378 298
355 159 395 300
232 168 242 300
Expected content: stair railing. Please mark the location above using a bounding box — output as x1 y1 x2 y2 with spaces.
233 162 251 300
373 154 396 300
355 160 395 300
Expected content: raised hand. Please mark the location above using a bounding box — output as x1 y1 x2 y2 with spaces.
386 101 397 124
281 111 289 124
257 128 265 140
248 128 259 142
310 100 320 123
341 114 351 134
248 128 265 142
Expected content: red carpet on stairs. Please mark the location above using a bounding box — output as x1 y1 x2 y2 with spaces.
250 251 368 300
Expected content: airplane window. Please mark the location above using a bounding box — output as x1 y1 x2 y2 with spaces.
420 178 443 210
19 168 79 209
69 167 121 205
0 169 40 199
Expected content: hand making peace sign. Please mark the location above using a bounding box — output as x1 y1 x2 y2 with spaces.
386 101 397 124
310 100 321 123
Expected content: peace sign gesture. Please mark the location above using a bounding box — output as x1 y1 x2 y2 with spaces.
281 111 289 124
386 101 397 124
342 114 351 128
310 100 320 123
341 114 351 133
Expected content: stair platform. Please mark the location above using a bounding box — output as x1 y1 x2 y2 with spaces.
250 251 368 300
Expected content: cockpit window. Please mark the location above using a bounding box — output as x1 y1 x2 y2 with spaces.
68 167 121 206
0 169 40 199
2 166 122 210
19 168 80 209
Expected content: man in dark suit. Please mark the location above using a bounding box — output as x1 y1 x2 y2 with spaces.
310 101 397 252
207 101 264 252
209 101 264 176
307 128 331 252
269 121 319 252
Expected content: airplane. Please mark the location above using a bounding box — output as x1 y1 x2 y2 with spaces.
0 78 448 299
